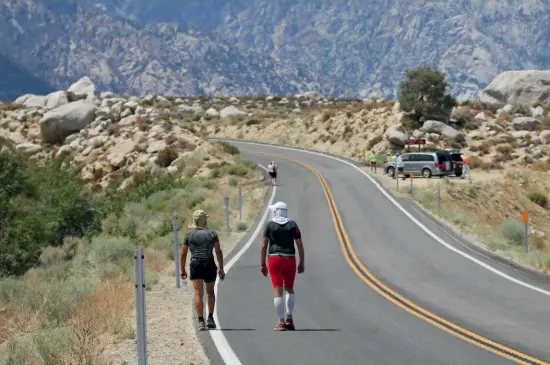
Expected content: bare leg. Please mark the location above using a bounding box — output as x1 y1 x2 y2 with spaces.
192 279 204 319
206 281 215 317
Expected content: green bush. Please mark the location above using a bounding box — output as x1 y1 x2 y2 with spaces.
527 191 548 208
217 141 240 155
500 219 525 245
236 222 247 232
227 163 249 177
0 151 101 277
157 147 179 168
228 176 238 187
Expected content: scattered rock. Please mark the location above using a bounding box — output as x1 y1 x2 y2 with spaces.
16 142 42 154
531 106 545 118
106 139 136 168
479 70 550 106
539 130 550 144
206 108 220 117
40 100 97 143
46 91 69 110
441 126 465 141
68 76 97 100
512 117 541 131
420 120 447 134
384 124 408 147
220 106 247 118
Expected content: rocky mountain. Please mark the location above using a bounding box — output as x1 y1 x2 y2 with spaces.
0 0 307 101
1 0 550 100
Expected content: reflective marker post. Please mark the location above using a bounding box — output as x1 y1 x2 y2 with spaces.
238 186 242 221
173 216 180 289
521 210 529 252
410 172 414 195
134 249 148 365
437 181 441 210
224 196 230 237
396 168 399 192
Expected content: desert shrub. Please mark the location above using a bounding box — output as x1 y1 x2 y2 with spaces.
226 163 249 177
452 106 473 124
228 176 238 187
236 222 247 232
500 219 525 245
527 191 548 208
470 155 483 169
531 161 550 172
496 145 514 155
217 141 240 155
245 118 261 126
366 135 383 150
157 147 179 168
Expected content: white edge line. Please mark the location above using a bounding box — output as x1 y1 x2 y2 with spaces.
209 164 276 365
232 140 550 297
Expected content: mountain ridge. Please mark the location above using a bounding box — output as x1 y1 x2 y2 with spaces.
1 0 549 100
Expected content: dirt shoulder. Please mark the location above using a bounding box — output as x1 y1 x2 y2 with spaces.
104 180 269 365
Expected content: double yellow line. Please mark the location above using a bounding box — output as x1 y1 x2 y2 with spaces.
245 148 548 365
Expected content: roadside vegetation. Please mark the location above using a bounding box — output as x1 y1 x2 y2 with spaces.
0 143 262 364
409 171 550 273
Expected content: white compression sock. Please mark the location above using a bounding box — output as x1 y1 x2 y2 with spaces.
285 293 295 317
274 296 285 320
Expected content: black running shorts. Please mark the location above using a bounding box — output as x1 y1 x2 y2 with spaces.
269 171 277 178
190 258 217 283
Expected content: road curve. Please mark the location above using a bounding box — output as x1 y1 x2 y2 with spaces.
203 141 550 365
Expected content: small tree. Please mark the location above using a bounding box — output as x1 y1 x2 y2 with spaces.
399 67 456 126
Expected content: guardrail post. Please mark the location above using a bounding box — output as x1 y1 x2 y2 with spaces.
134 249 148 365
238 186 242 221
224 196 230 237
173 216 180 289
521 210 529 252
437 181 441 209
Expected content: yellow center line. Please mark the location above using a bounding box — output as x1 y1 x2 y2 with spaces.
245 148 548 365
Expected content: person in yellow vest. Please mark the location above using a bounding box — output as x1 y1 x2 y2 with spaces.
462 154 470 179
369 151 377 173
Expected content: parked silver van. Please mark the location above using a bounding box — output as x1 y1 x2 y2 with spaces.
384 151 452 178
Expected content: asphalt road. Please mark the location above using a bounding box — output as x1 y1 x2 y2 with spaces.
206 141 550 365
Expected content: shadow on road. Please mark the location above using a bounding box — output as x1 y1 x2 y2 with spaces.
293 329 341 332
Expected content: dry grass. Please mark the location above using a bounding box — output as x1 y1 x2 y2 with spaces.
70 277 134 338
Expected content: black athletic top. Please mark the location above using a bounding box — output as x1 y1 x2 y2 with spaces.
184 229 219 260
263 220 301 257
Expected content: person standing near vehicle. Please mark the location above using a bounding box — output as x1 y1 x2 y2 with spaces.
395 153 404 179
369 151 377 173
180 210 225 331
261 201 304 331
462 154 471 179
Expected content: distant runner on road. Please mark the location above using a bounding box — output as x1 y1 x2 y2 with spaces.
261 201 305 331
180 210 225 331
267 160 278 186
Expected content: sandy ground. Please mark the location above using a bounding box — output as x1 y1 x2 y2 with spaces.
104 183 268 365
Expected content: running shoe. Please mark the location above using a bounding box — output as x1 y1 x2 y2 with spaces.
274 321 287 331
284 317 295 331
198 320 207 331
207 317 217 329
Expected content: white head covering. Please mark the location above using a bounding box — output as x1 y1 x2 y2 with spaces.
270 201 290 225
